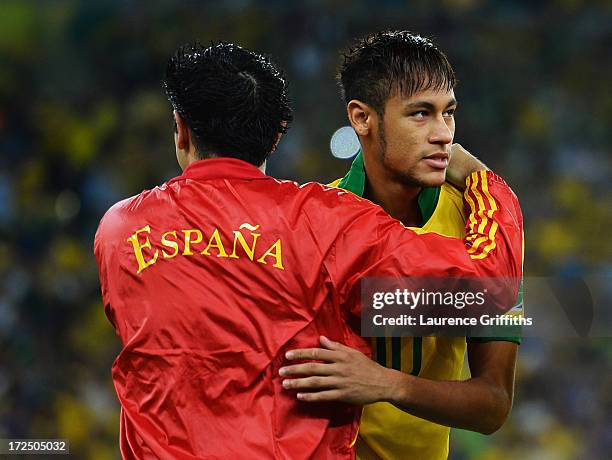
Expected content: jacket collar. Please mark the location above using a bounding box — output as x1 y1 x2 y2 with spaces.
169 157 268 183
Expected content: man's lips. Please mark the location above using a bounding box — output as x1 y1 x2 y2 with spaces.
422 152 449 170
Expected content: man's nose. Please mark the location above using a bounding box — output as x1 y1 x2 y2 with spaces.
429 116 453 145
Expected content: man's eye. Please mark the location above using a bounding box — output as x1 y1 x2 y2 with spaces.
444 109 456 117
411 111 427 119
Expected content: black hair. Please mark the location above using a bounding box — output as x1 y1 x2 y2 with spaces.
163 42 293 166
338 31 456 116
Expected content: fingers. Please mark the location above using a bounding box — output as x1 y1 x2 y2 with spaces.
281 376 350 403
285 347 337 362
451 143 467 153
320 335 353 352
285 337 352 361
279 362 335 377
319 335 340 349
282 376 336 391
296 389 344 402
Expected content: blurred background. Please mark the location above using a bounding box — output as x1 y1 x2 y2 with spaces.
0 0 610 458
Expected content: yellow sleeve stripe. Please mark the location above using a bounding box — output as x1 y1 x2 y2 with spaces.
476 170 500 258
481 169 498 213
475 181 488 234
464 173 479 238
466 171 492 254
464 173 483 249
466 170 499 260
468 171 498 258
469 221 499 259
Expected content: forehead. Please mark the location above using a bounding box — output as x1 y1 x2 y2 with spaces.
395 88 456 106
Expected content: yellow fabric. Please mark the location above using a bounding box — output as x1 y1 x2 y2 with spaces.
328 177 467 460
329 173 522 458
356 183 467 460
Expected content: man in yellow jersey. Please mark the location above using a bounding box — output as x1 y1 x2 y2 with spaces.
280 31 523 460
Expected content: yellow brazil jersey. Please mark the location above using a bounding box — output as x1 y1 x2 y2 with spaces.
329 152 522 460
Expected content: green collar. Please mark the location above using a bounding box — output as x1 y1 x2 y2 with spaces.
337 151 441 225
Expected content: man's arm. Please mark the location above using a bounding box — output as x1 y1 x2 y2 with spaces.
333 168 523 320
280 336 517 435
328 141 522 319
445 143 489 188
281 150 521 434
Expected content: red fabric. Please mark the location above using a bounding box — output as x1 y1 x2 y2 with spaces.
94 158 522 459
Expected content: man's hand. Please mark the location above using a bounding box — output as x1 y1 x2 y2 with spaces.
279 336 394 405
280 337 517 434
446 143 489 189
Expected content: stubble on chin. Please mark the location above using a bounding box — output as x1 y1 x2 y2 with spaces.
399 172 442 188
384 156 447 188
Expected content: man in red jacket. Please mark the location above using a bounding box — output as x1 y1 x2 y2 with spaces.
94 42 523 459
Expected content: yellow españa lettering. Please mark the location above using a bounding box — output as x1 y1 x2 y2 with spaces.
182 229 203 255
201 228 228 257
161 230 179 258
127 225 159 274
257 239 284 270
230 223 261 260
128 223 285 273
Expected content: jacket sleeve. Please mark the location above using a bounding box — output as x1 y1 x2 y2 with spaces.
330 170 523 318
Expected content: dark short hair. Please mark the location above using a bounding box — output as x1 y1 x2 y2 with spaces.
163 42 293 166
338 31 456 116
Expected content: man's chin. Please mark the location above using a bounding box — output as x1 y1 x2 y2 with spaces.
396 169 446 188
417 170 447 188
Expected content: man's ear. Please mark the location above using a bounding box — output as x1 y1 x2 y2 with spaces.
346 100 374 137
173 110 190 151
270 120 288 154
271 132 283 154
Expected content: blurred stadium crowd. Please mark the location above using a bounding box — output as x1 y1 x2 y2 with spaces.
0 1 610 459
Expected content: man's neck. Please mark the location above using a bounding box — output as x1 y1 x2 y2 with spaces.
182 153 266 173
363 174 423 227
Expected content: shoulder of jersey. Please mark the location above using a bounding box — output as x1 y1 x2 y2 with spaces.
104 186 163 217
441 181 463 201
271 178 362 202
97 185 165 238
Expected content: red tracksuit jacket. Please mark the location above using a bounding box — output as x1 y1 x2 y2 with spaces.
94 157 523 459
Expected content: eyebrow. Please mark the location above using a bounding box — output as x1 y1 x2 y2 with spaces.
404 98 458 111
